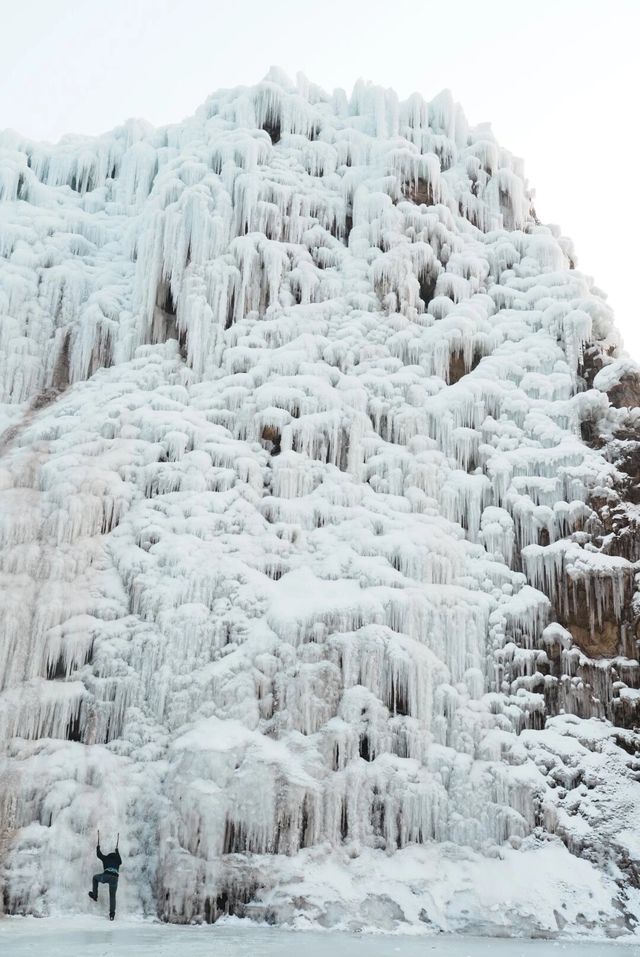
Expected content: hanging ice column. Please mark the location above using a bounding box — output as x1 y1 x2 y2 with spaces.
0 69 639 935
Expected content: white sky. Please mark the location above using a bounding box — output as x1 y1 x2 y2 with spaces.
1 0 638 358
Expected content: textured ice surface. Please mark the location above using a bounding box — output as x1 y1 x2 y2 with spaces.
0 920 637 957
1 69 639 936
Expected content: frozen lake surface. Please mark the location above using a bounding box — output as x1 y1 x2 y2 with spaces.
1 918 638 957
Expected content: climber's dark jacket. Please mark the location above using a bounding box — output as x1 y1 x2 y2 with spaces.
97 846 122 874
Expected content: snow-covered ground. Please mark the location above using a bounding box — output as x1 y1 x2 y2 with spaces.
0 918 637 957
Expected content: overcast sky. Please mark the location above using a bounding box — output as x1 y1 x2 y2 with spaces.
1 0 638 358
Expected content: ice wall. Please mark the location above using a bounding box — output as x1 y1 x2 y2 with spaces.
1 69 639 935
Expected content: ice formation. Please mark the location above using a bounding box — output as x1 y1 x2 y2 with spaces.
1 69 639 936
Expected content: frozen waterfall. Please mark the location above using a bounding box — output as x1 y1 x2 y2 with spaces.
0 69 639 937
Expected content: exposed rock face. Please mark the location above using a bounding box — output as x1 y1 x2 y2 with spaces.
0 71 639 935
608 375 640 411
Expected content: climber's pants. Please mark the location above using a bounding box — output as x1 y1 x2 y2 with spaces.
92 871 118 914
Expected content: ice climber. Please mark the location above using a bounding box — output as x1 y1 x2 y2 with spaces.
88 835 122 920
